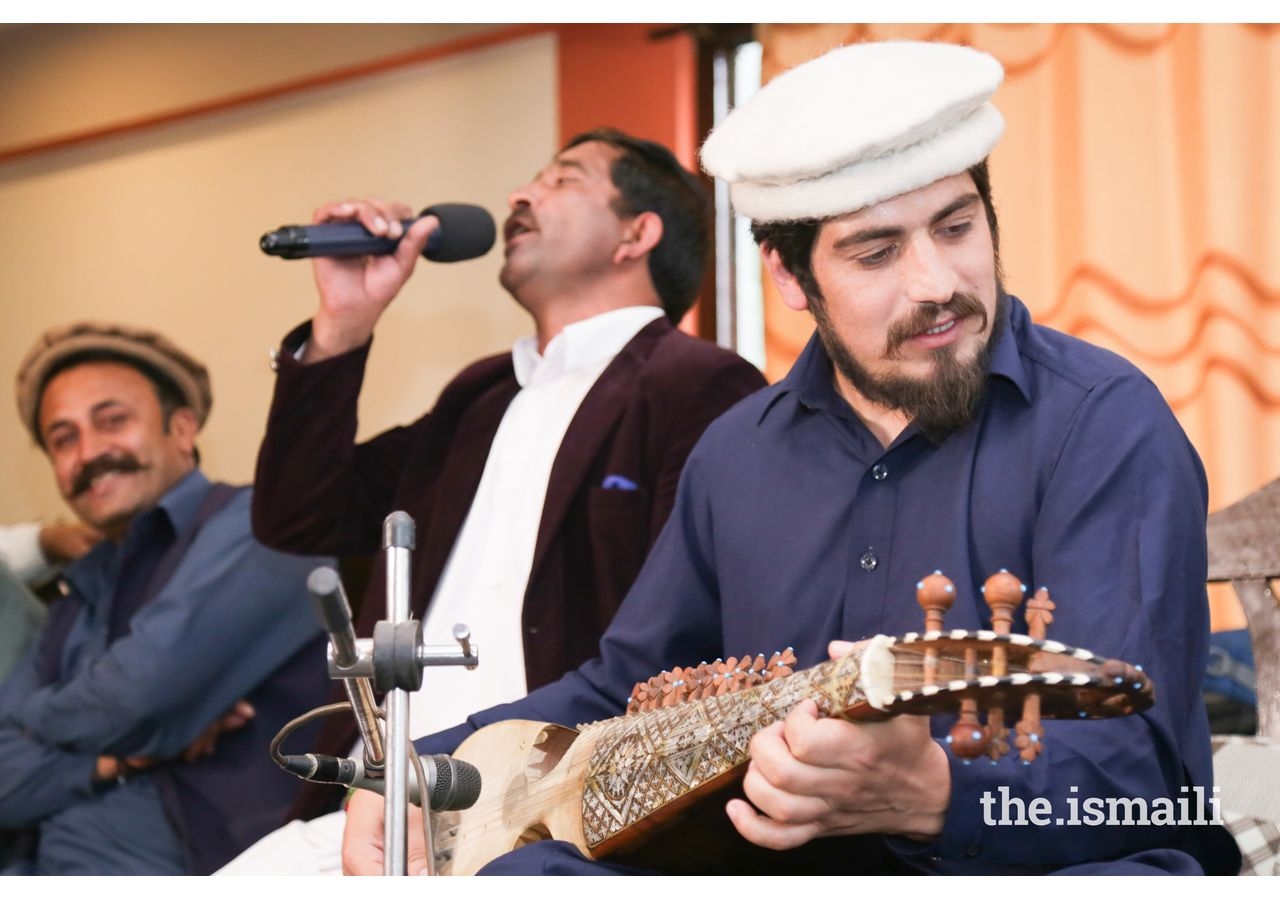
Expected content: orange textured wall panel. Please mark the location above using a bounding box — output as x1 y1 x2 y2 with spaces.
556 24 698 171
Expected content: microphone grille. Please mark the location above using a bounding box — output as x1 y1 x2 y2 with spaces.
420 203 496 263
427 754 482 811
453 759 483 809
427 753 452 807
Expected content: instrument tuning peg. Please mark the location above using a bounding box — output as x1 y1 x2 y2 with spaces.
948 712 991 761
916 572 955 633
982 571 1023 636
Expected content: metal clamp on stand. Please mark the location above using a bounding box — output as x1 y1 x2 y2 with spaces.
370 623 479 694
288 511 482 877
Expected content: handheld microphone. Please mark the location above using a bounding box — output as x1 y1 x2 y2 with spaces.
280 752 482 812
259 203 496 262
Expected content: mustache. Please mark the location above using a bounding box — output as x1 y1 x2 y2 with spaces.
884 292 988 358
502 209 536 242
71 453 144 498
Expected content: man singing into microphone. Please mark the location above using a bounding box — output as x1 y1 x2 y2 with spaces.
221 129 764 873
0 323 331 874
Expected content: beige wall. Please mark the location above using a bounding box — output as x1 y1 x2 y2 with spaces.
0 26 557 523
0 24 504 152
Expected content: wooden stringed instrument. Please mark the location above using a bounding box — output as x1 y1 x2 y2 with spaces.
427 572 1154 875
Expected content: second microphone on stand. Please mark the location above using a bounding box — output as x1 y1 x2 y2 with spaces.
279 752 482 812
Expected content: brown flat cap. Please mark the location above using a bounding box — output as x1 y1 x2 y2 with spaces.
16 321 212 443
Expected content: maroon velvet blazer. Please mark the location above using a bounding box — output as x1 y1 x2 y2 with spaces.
252 316 765 820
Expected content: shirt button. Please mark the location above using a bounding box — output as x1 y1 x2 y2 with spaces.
871 464 889 481
860 550 878 572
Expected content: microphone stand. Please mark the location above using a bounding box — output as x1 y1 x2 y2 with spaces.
369 513 479 875
382 512 414 876
304 511 480 875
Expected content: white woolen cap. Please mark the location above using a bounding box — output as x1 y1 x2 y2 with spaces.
700 41 1005 223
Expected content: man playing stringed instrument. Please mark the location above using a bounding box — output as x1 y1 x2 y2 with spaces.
343 40 1237 875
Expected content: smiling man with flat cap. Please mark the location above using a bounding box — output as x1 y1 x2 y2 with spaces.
341 41 1236 875
0 322 330 875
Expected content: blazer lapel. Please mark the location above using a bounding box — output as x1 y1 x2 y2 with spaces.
528 317 670 582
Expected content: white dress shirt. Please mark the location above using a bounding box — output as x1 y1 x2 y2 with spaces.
408 305 663 739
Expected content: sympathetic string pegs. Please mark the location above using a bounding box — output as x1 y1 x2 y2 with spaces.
1014 714 1044 763
1015 585 1054 761
624 648 797 714
1026 586 1055 641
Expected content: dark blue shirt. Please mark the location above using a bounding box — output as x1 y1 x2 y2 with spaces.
424 296 1222 873
0 471 327 874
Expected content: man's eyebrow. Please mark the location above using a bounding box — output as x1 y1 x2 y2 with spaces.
930 193 981 226
551 158 589 174
90 399 127 416
831 225 904 252
829 193 983 252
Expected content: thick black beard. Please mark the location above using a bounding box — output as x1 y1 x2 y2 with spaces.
811 289 1009 445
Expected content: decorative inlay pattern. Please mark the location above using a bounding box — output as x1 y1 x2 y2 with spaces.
579 651 869 847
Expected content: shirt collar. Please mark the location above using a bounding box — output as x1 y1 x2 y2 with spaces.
762 293 1034 425
511 306 665 388
774 330 844 419
154 468 212 537
989 293 1033 404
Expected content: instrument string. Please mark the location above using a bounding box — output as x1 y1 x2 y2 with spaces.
431 739 599 860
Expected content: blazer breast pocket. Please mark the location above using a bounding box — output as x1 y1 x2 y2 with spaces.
587 484 652 601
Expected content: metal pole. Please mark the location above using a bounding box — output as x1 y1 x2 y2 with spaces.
382 511 423 875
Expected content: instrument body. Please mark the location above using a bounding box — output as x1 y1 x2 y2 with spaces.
429 630 1152 875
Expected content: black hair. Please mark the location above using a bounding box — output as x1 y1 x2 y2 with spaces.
563 128 712 322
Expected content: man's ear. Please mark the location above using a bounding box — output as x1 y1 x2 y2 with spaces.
762 246 811 312
613 211 663 265
168 407 200 458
